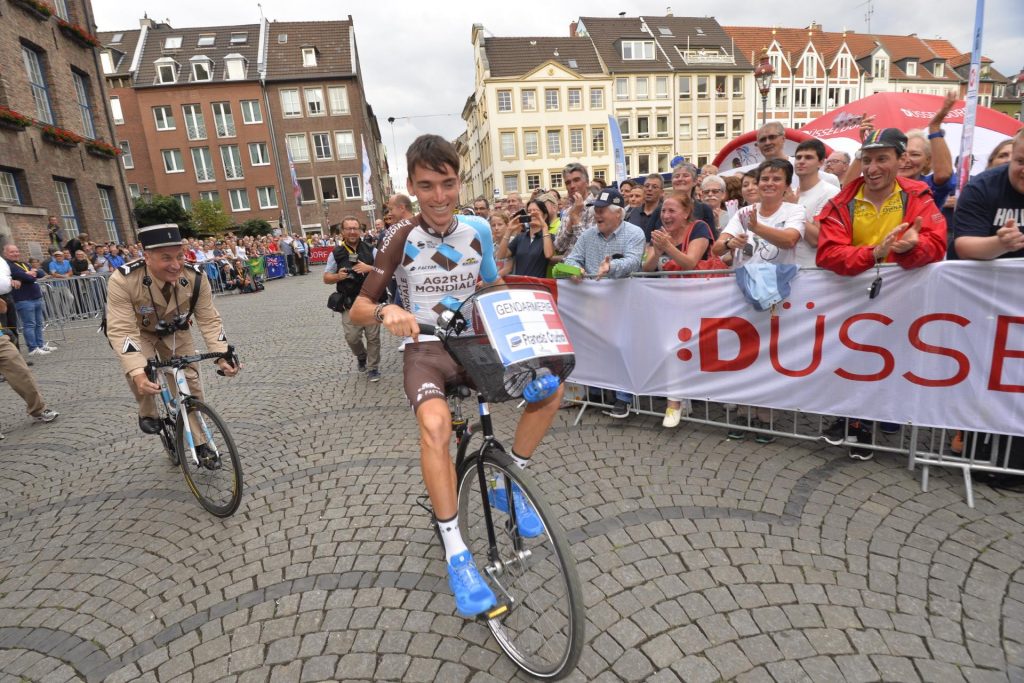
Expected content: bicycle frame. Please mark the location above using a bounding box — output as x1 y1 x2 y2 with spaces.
155 366 205 468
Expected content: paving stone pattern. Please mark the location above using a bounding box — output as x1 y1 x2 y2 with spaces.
1 272 1023 682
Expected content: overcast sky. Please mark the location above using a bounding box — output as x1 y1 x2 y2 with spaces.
92 0 1022 191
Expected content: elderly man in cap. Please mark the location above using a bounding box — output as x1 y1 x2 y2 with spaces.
563 187 645 418
105 224 239 438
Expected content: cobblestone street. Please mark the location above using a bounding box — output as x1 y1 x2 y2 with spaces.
1 270 1023 682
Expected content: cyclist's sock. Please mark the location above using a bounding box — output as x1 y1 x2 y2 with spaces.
437 514 468 561
509 449 530 470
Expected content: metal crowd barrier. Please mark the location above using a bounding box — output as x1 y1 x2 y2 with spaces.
39 274 110 339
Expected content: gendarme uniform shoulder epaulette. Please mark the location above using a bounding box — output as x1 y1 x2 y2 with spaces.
119 259 146 276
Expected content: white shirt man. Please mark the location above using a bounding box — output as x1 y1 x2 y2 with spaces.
793 140 840 267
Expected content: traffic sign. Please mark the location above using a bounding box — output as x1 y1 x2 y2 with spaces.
360 203 376 211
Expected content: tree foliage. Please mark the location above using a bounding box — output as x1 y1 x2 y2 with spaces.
237 219 273 237
190 199 232 236
133 194 192 235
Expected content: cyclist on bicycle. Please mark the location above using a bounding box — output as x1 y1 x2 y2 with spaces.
105 223 239 452
351 135 564 617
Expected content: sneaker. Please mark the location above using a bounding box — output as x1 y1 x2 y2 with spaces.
41 343 57 352
662 407 682 428
821 418 870 446
368 369 381 383
727 427 747 440
849 445 874 460
489 480 544 538
752 418 776 444
32 408 59 423
879 421 900 434
357 355 367 372
446 550 497 617
604 400 630 419
28 348 50 356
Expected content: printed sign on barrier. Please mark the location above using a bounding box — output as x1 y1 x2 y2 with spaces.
309 246 333 264
474 289 573 367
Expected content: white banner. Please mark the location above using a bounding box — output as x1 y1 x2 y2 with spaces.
557 261 1024 436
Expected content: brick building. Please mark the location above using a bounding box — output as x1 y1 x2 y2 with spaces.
98 15 388 235
0 0 132 255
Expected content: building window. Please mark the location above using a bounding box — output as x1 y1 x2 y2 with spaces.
794 88 807 108
656 116 668 138
569 128 584 154
526 173 541 191
617 116 631 139
774 88 788 109
162 149 185 173
873 57 888 79
0 171 21 205
319 176 340 201
545 88 559 111
679 121 691 139
240 100 262 124
523 131 539 156
697 155 708 168
503 174 518 194
199 190 219 204
328 86 349 115
72 72 95 139
257 186 278 209
110 96 124 124
621 40 654 60
810 88 823 108
281 89 302 117
53 179 79 235
638 155 650 175
590 87 604 109
697 117 709 139
715 75 727 97
110 32 123 44
591 128 606 153
228 189 250 212
297 178 316 203
615 77 629 100
153 105 176 131
521 89 537 112
197 34 215 47
732 76 743 97
678 76 690 99
22 46 53 124
118 141 133 168
497 90 512 112
191 147 215 182
697 76 708 99
636 77 649 99
546 129 561 155
636 116 649 139
164 36 183 49
500 131 516 158
249 142 270 166
305 88 325 116
182 104 206 139
567 88 582 110
172 193 192 211
286 134 309 163
593 168 606 182
302 47 318 67
657 154 669 173
655 76 668 99
154 57 179 84
191 57 213 82
334 131 355 159
230 32 247 45
342 175 361 199
934 63 944 78
732 117 743 136
212 102 235 137
837 55 851 79
715 118 726 138
550 172 564 189
312 133 332 160
224 55 246 80
128 184 140 198
53 0 69 20
220 145 243 180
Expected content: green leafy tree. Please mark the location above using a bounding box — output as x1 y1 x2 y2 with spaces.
237 219 273 237
133 194 192 235
190 199 232 236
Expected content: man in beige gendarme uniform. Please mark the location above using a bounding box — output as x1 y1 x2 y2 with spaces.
104 224 238 437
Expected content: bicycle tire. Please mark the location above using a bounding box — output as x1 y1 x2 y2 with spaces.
175 399 243 517
455 433 584 680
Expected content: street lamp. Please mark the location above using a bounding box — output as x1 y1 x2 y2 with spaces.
321 200 329 232
141 186 152 204
754 50 775 126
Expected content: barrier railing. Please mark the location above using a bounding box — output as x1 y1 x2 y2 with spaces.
39 275 110 339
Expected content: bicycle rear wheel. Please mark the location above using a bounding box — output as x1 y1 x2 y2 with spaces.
175 399 243 517
456 445 584 680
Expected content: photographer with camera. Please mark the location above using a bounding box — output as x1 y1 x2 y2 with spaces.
496 199 554 278
324 216 381 382
105 224 238 437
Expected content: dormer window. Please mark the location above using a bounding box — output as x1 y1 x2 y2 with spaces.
197 34 215 47
154 57 179 84
100 50 115 74
164 36 182 50
277 34 288 44
224 54 247 81
934 63 944 78
191 56 213 82
621 40 654 60
230 32 247 45
110 32 123 44
872 56 888 79
302 47 318 67
906 61 917 77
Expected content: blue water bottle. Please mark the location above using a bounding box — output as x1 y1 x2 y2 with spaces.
522 368 560 403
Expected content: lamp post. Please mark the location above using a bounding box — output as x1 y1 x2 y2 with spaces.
754 50 775 126
321 200 329 233
141 186 152 204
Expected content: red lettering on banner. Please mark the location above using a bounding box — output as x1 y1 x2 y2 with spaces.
903 314 971 387
698 317 759 372
770 315 825 377
835 313 895 382
989 316 1024 393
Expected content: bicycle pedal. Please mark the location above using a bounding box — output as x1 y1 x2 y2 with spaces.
478 602 509 621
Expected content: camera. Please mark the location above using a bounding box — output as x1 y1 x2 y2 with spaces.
154 314 191 337
518 214 531 227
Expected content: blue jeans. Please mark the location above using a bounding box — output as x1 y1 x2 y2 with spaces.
16 298 45 351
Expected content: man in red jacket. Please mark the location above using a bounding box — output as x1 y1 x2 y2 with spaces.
816 128 946 276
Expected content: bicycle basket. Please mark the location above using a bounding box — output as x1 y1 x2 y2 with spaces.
443 282 575 403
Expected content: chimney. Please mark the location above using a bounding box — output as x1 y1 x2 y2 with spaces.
666 6 673 16
569 21 577 37
808 21 820 32
139 13 154 28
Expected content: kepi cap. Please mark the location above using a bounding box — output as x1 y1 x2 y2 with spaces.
137 224 182 250
861 128 908 155
590 188 625 208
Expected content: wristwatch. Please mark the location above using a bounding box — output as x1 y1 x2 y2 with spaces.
373 302 389 323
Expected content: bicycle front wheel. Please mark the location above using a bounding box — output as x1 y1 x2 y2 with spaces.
456 447 584 680
175 399 243 517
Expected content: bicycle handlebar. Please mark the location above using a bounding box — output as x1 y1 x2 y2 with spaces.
146 345 238 379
